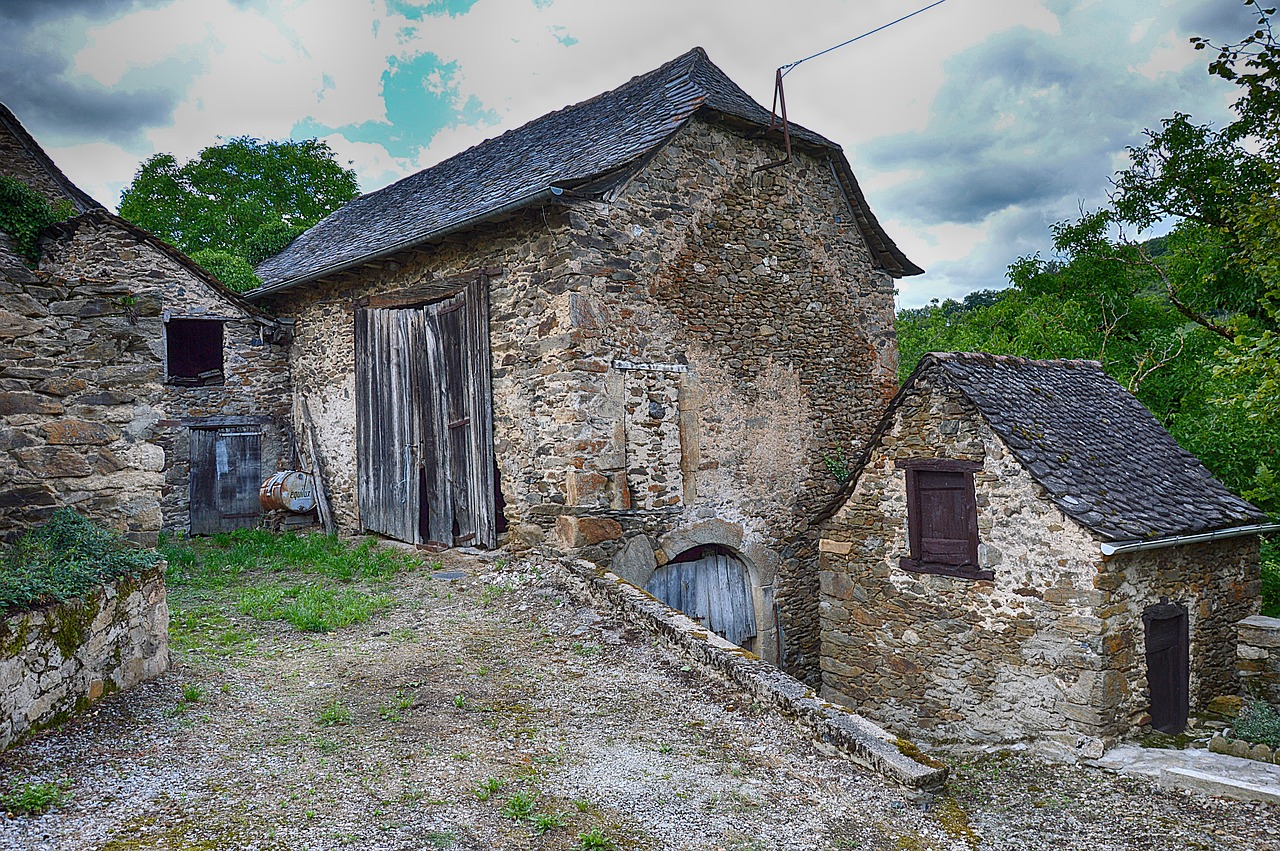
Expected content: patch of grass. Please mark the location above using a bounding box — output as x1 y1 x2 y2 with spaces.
572 641 600 657
161 529 419 590
500 789 537 820
576 827 617 850
317 700 352 727
473 777 505 801
181 682 205 703
424 830 456 848
0 780 70 816
572 798 590 813
168 606 254 655
236 583 393 632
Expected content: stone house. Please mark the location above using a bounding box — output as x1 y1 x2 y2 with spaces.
0 104 292 543
817 352 1274 755
249 47 920 674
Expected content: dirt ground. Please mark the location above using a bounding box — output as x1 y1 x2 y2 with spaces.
0 548 1275 851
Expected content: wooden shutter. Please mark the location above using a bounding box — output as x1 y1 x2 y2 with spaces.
898 459 986 579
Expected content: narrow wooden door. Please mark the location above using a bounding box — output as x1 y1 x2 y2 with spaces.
355 277 496 548
1143 600 1190 735
189 428 262 534
644 547 756 650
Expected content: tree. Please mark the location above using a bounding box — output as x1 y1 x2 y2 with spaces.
118 137 359 291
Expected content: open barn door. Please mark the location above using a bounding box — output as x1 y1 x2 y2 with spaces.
355 277 496 548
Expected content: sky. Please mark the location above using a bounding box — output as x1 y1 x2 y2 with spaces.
0 0 1257 307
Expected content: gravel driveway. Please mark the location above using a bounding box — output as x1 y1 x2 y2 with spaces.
0 548 1274 850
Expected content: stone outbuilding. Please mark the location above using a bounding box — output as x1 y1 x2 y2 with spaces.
0 105 293 543
249 47 920 675
817 352 1274 756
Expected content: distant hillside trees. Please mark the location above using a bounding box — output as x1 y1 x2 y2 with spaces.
118 137 359 292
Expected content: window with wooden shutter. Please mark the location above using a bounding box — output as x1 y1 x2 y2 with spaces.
897 459 990 580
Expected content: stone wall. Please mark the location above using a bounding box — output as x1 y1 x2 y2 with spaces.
34 216 293 535
0 119 82 210
0 565 169 751
1107 538 1259 724
1 247 168 543
265 117 896 679
1238 614 1280 703
818 373 1259 756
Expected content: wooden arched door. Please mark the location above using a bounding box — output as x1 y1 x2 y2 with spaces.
645 545 756 651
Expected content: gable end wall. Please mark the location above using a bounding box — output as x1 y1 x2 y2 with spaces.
819 374 1261 754
269 117 897 680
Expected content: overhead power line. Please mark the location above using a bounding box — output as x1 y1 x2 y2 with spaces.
756 0 951 173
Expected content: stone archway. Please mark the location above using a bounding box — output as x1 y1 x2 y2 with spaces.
610 519 781 663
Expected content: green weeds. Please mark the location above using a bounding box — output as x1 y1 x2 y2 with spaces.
236 584 393 632
160 529 418 590
576 827 617 850
473 777 505 801
317 700 352 727
0 780 71 816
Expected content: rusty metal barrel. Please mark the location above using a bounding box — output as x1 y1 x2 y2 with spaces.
259 471 318 514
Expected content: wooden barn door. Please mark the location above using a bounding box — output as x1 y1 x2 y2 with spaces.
644 546 756 650
355 278 495 548
189 427 262 534
1144 599 1190 735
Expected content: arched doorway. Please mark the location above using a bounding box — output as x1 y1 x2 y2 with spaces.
644 544 757 652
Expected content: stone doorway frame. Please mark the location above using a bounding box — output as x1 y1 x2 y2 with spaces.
610 519 780 664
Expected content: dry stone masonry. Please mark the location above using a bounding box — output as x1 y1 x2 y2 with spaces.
0 565 169 751
1237 615 1280 703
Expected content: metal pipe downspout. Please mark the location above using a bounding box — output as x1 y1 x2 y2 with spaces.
246 186 566 300
1099 522 1280 557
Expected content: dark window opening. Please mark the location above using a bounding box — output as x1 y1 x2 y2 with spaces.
897 458 990 580
167 319 224 386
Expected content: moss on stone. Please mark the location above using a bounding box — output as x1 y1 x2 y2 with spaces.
894 737 947 770
934 796 981 849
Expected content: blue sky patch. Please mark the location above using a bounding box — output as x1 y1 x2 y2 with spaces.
293 51 496 160
385 0 480 19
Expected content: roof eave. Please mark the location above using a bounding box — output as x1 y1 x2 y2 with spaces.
248 185 570 300
1100 522 1280 557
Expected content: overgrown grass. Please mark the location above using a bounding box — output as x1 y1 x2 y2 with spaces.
236 583 393 632
0 510 158 613
159 528 417 590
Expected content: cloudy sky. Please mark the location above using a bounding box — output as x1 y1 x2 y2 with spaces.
0 0 1255 306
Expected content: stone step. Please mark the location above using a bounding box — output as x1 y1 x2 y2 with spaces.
1159 766 1280 806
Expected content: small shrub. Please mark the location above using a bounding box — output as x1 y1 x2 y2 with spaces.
317 700 352 727
1234 699 1280 749
0 509 158 613
0 780 70 816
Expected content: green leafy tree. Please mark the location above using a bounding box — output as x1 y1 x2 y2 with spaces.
118 137 358 291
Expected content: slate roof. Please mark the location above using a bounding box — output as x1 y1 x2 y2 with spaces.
253 47 920 295
921 352 1266 541
0 103 103 213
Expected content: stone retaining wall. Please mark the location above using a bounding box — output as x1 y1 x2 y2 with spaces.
0 565 169 751
1238 614 1280 703
533 548 948 795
